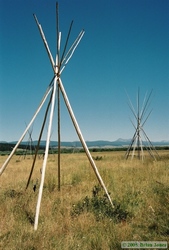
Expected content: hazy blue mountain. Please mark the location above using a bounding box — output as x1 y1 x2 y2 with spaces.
3 138 169 148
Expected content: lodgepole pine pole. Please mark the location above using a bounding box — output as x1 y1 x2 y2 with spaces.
56 3 61 190
58 78 114 208
25 89 54 190
57 82 61 191
34 77 57 231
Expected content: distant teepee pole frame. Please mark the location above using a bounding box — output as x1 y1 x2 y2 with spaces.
0 84 53 176
21 125 35 159
125 88 160 161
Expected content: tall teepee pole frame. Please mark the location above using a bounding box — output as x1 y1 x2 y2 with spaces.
34 4 114 230
125 88 160 161
0 3 114 230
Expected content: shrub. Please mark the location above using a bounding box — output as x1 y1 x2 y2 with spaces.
93 156 103 161
71 185 130 222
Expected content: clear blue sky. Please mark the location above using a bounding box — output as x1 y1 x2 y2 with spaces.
0 0 169 142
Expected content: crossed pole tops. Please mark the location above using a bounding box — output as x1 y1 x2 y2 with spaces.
33 4 85 78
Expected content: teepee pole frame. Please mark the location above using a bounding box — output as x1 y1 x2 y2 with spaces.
33 3 114 230
0 3 114 231
125 88 159 161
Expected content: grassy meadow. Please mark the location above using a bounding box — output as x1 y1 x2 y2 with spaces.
0 150 169 249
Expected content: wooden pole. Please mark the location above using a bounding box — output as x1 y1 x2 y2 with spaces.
60 30 84 75
140 136 144 161
56 4 61 190
132 134 137 160
137 89 140 159
34 77 57 230
33 14 55 73
58 78 114 208
25 89 53 190
0 85 52 176
60 20 73 67
57 82 61 191
142 129 160 160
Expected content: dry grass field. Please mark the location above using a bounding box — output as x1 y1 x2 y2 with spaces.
0 150 169 249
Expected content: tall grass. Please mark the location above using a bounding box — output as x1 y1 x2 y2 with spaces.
0 151 169 249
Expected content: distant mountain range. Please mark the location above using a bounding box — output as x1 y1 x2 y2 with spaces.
1 138 169 149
